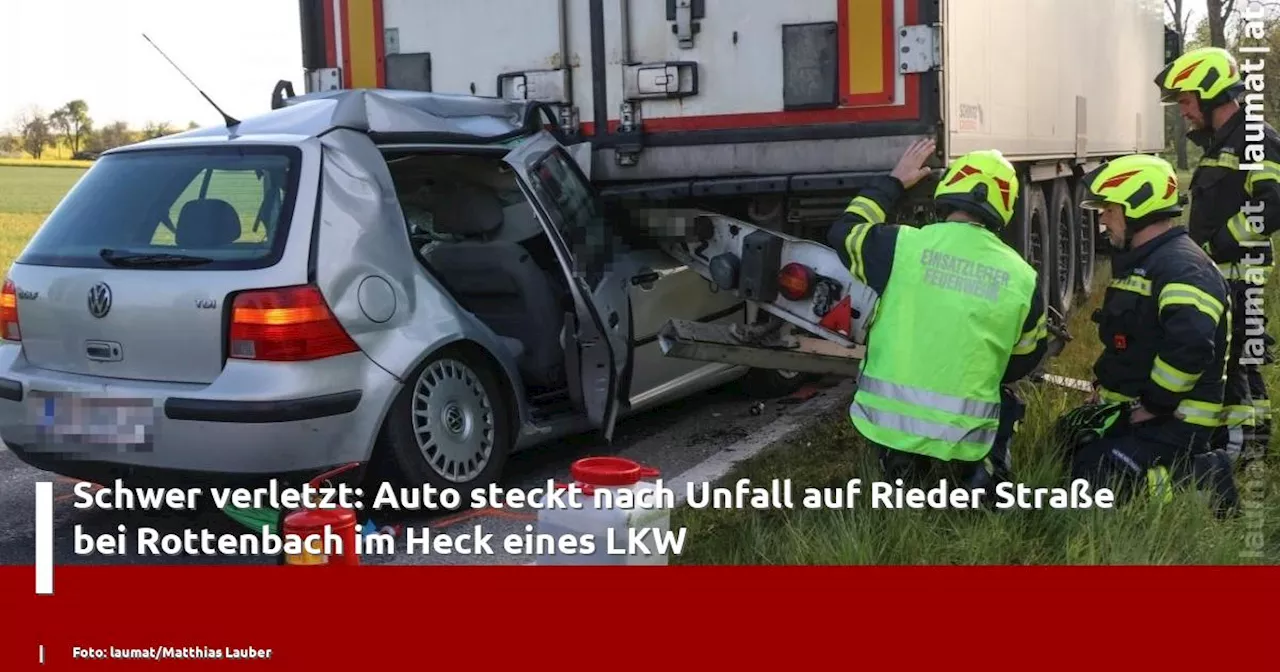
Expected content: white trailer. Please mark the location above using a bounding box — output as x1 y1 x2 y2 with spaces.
294 0 1178 317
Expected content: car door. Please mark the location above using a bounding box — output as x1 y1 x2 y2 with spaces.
625 247 746 406
502 131 633 442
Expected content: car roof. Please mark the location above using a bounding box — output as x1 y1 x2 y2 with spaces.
109 89 548 155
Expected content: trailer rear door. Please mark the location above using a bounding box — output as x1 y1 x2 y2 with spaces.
585 0 939 181
304 0 940 182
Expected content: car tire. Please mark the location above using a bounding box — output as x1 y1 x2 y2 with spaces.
739 368 813 399
383 346 512 503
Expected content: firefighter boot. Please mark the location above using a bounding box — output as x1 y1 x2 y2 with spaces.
1188 450 1240 519
877 445 932 488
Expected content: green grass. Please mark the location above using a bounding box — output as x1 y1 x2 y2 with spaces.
0 164 274 272
0 158 94 169
0 165 86 273
673 252 1280 566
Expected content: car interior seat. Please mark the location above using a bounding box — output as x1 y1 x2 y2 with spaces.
175 199 242 248
424 184 567 391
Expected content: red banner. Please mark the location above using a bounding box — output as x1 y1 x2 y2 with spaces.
1 565 1275 669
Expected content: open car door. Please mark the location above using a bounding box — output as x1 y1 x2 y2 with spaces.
503 131 633 442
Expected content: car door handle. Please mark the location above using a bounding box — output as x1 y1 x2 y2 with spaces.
631 271 660 288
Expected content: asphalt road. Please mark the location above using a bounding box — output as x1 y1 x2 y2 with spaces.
0 377 844 566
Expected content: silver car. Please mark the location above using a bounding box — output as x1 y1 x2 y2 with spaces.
0 90 807 492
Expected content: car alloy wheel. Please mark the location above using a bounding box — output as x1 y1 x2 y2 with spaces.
410 358 495 484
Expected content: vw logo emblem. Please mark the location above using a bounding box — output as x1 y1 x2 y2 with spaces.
87 282 112 319
443 404 466 435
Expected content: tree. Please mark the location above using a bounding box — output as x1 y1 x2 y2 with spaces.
48 108 70 154
142 121 175 139
1206 0 1236 47
86 121 134 153
48 100 93 155
1166 0 1196 169
0 134 18 155
15 108 54 159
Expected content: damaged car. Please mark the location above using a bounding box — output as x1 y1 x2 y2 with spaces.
0 89 813 492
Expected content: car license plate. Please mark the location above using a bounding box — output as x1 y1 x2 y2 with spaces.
30 393 156 445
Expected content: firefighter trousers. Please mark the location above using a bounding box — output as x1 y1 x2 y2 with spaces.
1055 403 1239 518
876 386 1023 492
1217 280 1274 465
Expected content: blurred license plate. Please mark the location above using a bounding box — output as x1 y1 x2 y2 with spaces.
31 394 155 444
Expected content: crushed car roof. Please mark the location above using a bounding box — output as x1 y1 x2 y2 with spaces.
121 89 549 149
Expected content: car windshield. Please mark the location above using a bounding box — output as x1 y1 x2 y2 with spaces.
17 145 303 270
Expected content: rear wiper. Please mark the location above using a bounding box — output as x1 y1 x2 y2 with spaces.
99 249 215 268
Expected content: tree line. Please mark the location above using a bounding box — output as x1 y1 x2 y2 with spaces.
0 100 198 160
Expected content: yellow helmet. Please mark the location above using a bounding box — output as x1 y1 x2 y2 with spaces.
1154 47 1244 105
1080 154 1182 228
933 150 1019 230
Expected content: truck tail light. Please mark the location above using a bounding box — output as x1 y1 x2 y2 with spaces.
0 279 20 342
228 285 358 362
777 263 815 301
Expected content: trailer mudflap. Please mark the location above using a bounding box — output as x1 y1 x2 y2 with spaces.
658 319 865 377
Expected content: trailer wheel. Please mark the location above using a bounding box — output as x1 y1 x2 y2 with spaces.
1047 178 1078 315
1006 181 1052 314
1072 178 1098 297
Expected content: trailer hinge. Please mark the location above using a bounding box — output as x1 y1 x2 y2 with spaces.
615 101 644 167
897 24 941 74
557 105 580 137
304 68 342 93
667 0 705 49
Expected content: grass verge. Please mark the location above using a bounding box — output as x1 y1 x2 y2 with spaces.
0 165 87 272
672 264 1280 565
0 158 94 169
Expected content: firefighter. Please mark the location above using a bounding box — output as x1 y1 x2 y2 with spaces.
827 139 1049 490
1155 46 1280 466
1057 155 1238 514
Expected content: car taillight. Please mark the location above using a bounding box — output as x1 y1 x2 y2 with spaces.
0 279 20 342
777 263 815 301
228 285 358 362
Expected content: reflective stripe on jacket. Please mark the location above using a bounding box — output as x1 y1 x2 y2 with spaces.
826 176 1044 462
1186 107 1280 273
1091 228 1232 428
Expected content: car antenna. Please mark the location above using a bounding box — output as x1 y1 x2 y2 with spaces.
142 33 241 128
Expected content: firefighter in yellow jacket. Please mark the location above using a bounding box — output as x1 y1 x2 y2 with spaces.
827 139 1048 489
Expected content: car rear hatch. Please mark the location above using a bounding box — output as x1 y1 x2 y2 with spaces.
4 144 311 385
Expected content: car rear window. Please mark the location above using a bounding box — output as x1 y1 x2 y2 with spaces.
17 145 304 270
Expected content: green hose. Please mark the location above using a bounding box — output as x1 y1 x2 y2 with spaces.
222 506 281 535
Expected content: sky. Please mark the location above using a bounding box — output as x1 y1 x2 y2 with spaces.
0 0 303 131
0 0 1214 133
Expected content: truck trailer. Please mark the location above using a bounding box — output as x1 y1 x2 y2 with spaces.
294 0 1178 317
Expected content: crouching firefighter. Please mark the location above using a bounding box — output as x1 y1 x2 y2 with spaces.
1056 155 1239 515
1155 46 1280 465
827 138 1048 490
